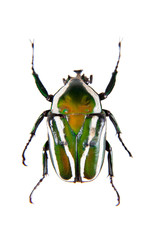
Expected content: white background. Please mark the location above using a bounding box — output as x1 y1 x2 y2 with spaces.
1 0 160 239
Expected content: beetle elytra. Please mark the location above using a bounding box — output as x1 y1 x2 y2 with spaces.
22 42 132 205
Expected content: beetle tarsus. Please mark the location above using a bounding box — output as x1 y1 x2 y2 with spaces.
29 141 49 203
30 40 35 72
29 175 47 204
115 41 121 72
118 133 132 157
22 133 34 166
110 176 120 206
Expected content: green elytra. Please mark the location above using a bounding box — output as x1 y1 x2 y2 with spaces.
22 41 132 205
47 113 106 180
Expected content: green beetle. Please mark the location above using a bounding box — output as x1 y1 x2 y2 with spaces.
22 42 132 205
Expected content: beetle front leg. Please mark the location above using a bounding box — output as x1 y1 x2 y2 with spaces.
22 110 50 166
31 41 53 102
106 141 120 206
104 109 132 157
29 141 49 204
99 42 121 100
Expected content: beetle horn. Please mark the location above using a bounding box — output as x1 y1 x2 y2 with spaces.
74 70 83 76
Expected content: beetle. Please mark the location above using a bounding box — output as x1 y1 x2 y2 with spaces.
22 41 132 205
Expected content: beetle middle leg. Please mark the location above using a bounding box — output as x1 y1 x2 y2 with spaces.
104 109 132 157
22 110 50 166
29 140 49 204
106 140 120 206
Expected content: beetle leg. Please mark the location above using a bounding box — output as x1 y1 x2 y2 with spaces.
106 141 120 206
31 41 53 102
22 110 50 166
104 109 132 157
29 141 49 204
99 42 121 100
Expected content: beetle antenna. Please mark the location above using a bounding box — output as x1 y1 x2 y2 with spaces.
110 176 120 206
29 175 46 204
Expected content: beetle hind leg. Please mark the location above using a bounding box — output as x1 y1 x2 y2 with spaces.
106 141 120 206
29 141 49 204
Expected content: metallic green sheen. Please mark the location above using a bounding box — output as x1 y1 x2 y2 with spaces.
49 118 73 180
48 112 106 181
57 79 96 114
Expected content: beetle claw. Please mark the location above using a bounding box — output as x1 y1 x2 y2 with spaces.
22 151 27 166
22 158 27 166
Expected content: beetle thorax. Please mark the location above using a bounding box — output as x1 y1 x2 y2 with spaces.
51 78 102 134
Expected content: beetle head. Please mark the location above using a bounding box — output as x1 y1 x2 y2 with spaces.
63 70 93 85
